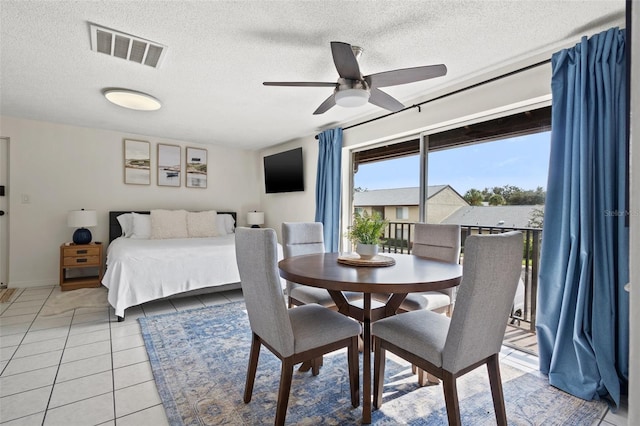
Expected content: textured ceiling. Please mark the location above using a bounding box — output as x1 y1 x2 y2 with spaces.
0 1 626 150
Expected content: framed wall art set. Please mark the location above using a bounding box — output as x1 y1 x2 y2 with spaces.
123 139 207 188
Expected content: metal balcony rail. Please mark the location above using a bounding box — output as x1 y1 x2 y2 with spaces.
380 222 542 332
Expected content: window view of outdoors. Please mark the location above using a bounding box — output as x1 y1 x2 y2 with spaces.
352 131 551 340
353 131 550 228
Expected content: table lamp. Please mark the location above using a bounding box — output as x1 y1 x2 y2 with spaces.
247 211 264 228
68 209 97 244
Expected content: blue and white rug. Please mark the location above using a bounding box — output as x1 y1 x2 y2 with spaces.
139 301 607 425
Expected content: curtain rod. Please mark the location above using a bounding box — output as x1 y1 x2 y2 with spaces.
315 57 551 139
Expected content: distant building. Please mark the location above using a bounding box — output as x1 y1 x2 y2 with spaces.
353 185 468 224
441 205 543 229
353 186 543 248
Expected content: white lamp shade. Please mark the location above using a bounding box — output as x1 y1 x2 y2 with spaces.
247 211 265 226
67 209 97 228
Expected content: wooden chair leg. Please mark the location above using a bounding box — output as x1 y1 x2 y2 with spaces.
275 358 294 426
442 371 461 426
487 354 508 426
348 336 360 408
244 333 261 403
416 367 440 386
373 338 386 409
311 357 321 376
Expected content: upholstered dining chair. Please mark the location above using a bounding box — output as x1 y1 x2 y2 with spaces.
282 221 360 308
372 231 523 426
397 223 462 315
374 223 461 385
235 227 361 426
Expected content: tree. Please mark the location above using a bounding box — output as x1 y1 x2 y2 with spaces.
463 189 484 206
529 207 544 228
508 186 545 205
488 194 506 206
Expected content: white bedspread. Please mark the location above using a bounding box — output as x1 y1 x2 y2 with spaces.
102 234 258 317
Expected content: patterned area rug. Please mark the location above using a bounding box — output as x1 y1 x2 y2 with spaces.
139 302 608 425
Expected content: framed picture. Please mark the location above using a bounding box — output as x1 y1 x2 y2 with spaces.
124 139 150 185
186 147 207 188
157 144 181 187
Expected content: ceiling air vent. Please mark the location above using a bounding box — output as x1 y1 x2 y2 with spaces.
90 23 167 68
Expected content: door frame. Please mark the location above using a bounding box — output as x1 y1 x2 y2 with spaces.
0 137 9 288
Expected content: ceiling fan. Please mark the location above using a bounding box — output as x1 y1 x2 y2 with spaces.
263 41 447 115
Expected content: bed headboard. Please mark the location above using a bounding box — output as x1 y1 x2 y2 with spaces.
108 211 237 244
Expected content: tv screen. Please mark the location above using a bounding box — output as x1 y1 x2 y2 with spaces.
263 147 304 193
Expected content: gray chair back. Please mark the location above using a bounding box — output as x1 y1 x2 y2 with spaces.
412 223 461 300
412 223 461 263
235 227 295 357
442 231 523 373
282 222 325 295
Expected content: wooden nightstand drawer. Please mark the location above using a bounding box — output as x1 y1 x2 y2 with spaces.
63 255 100 267
59 243 103 291
62 246 100 257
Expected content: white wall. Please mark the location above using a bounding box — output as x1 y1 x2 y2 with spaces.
1 116 260 287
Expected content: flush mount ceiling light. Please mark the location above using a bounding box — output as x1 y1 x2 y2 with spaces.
103 88 162 111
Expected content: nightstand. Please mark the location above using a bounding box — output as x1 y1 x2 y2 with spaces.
59 242 103 291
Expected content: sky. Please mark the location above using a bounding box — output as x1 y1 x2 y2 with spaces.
353 131 551 196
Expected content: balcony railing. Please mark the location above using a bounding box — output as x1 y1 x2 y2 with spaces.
381 222 542 332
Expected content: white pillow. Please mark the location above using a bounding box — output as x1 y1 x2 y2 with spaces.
116 213 134 237
150 209 188 239
130 212 151 239
187 210 218 237
226 214 236 233
216 213 235 234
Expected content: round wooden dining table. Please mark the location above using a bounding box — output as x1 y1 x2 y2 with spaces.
278 252 463 424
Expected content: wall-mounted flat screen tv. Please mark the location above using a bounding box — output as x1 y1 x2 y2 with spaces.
263 147 304 193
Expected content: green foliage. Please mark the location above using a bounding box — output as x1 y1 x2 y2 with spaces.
463 189 484 206
488 193 506 206
346 211 389 245
473 185 546 205
529 207 544 228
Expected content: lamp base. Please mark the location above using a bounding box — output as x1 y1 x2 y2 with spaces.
250 225 261 228
73 228 93 245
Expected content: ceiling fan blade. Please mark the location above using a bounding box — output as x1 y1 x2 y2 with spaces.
263 82 337 87
313 94 336 115
368 88 404 112
365 64 447 88
330 41 361 80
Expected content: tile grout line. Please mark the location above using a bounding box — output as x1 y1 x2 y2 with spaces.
109 305 118 426
40 302 78 426
0 287 56 378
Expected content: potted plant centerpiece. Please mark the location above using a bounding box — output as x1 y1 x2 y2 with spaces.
346 211 389 260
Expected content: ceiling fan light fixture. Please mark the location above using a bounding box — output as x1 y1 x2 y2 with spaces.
335 88 370 108
103 88 162 111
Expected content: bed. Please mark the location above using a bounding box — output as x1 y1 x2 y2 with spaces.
103 210 246 320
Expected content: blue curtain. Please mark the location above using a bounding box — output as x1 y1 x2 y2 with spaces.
537 27 628 407
315 128 343 252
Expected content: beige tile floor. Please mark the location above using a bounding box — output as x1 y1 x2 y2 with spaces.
0 286 629 425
